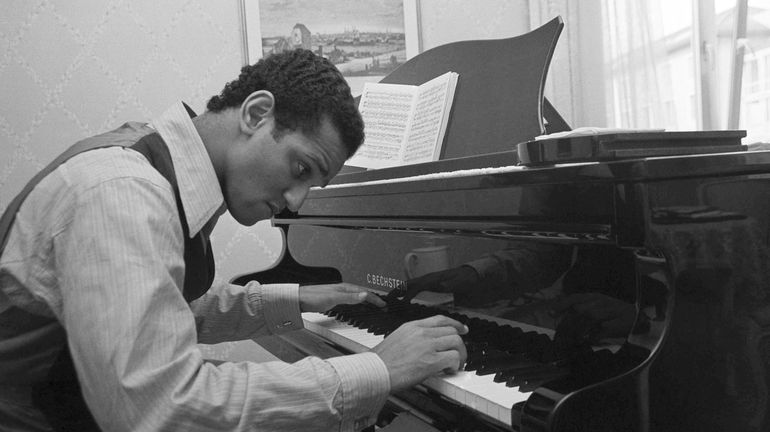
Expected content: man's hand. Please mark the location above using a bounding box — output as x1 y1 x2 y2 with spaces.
388 266 480 302
372 315 468 392
298 284 386 313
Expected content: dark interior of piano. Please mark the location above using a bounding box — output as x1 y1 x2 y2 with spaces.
233 16 770 432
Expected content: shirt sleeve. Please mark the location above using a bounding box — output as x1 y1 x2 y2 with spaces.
55 176 390 431
190 281 304 344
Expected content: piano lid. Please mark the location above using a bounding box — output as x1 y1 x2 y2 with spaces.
355 16 567 162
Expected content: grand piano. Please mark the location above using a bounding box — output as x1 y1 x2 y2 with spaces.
233 17 770 432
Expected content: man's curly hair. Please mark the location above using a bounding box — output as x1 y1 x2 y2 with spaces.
207 49 364 157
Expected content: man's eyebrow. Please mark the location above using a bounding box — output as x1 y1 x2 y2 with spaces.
309 153 329 179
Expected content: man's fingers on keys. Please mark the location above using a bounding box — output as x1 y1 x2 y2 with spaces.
360 291 386 307
418 315 469 334
436 349 465 374
432 333 465 350
433 335 467 372
335 285 383 307
424 325 463 338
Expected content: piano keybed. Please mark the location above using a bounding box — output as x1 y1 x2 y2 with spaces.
303 296 627 430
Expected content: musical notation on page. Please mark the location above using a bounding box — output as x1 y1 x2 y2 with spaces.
348 71 458 170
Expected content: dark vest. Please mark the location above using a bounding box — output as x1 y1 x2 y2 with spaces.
0 111 214 431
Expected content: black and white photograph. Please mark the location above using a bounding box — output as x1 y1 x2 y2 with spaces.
2 1 770 431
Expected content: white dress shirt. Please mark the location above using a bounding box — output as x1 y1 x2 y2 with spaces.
0 103 390 431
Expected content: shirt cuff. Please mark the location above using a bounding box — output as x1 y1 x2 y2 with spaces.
260 283 303 334
326 352 391 431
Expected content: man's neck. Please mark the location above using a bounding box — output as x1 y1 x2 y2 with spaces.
192 111 235 234
195 111 239 182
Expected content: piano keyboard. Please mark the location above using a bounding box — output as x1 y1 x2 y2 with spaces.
302 298 580 429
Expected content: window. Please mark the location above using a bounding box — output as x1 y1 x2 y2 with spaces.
532 0 770 143
601 0 770 142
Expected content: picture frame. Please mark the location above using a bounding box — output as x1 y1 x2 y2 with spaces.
239 0 422 94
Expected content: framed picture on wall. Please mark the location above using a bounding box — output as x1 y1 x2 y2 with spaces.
240 0 421 95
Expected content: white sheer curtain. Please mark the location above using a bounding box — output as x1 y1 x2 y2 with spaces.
528 0 685 130
601 1 683 129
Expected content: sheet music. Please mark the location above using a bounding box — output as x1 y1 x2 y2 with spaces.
353 84 417 167
347 72 458 170
403 74 455 163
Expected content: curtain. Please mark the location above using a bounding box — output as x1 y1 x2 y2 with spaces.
528 0 685 130
602 1 673 128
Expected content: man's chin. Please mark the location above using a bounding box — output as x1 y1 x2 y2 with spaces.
231 210 270 226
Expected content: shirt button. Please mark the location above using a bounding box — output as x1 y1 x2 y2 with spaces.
276 320 293 329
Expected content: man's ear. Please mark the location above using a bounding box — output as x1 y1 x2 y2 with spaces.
239 90 275 134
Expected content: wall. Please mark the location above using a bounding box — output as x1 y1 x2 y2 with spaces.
420 0 529 49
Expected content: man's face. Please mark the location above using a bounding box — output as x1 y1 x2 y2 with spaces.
222 115 348 226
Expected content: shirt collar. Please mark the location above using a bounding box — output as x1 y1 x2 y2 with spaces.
151 102 224 237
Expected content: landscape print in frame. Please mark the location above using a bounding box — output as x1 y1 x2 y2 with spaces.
242 0 420 95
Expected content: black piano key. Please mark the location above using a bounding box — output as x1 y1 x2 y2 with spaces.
506 368 562 388
478 354 535 378
361 318 387 333
369 322 394 335
491 327 525 351
499 363 551 384
528 333 553 357
465 347 508 371
476 359 521 376
474 358 513 375
501 331 538 354
517 369 571 392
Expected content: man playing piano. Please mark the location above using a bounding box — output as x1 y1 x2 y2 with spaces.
0 49 467 432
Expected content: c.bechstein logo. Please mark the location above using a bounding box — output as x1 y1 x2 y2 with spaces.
366 273 407 291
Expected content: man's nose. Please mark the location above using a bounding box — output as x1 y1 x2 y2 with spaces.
284 184 310 212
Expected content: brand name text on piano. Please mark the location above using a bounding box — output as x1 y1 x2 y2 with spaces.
366 273 406 290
